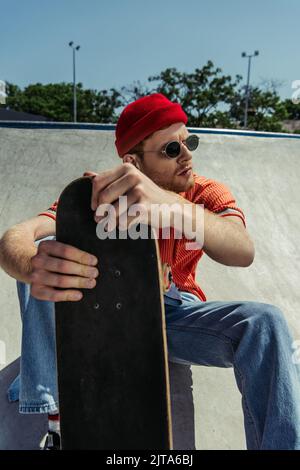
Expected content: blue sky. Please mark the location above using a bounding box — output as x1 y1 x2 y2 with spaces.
0 0 299 100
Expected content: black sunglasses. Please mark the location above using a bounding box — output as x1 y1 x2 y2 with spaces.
141 134 199 159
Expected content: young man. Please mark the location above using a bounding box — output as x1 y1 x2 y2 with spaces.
0 94 299 450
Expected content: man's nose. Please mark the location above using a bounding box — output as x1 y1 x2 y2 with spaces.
177 144 192 164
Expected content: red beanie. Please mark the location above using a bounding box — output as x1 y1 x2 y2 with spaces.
115 93 188 157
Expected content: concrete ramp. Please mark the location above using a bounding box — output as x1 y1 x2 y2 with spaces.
0 359 47 449
0 122 299 449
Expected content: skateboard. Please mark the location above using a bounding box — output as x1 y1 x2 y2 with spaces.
55 177 173 450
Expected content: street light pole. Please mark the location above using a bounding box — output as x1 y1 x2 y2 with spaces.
241 50 259 129
69 41 80 122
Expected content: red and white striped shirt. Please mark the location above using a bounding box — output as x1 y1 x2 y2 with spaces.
39 173 246 302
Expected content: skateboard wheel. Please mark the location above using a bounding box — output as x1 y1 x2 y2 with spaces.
116 302 122 310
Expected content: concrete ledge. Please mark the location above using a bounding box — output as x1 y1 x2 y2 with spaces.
0 359 47 450
0 359 195 450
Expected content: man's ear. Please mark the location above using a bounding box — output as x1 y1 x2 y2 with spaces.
122 154 141 170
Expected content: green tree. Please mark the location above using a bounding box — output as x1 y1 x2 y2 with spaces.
2 82 122 123
3 65 295 133
281 98 300 120
120 65 293 132
229 87 288 132
119 80 151 105
4 83 23 109
119 61 242 128
146 61 242 127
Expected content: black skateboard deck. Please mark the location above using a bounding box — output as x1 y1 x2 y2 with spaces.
55 177 173 450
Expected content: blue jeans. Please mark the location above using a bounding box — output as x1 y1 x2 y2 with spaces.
8 284 300 449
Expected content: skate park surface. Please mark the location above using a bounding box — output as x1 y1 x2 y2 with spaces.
0 122 299 449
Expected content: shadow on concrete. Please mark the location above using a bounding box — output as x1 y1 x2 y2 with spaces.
169 362 195 450
0 359 47 450
0 359 195 449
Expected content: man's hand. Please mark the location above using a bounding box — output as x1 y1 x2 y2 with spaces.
87 163 178 229
29 239 99 302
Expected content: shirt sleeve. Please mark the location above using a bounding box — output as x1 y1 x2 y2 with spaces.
190 175 246 227
38 200 58 221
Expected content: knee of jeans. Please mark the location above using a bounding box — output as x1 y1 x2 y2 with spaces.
250 302 288 334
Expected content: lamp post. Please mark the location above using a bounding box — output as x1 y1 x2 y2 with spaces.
241 50 259 128
69 41 80 122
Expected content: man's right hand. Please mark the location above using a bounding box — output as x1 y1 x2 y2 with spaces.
29 239 99 302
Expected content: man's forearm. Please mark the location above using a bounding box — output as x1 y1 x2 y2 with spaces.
201 208 254 266
0 226 37 283
169 194 254 267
